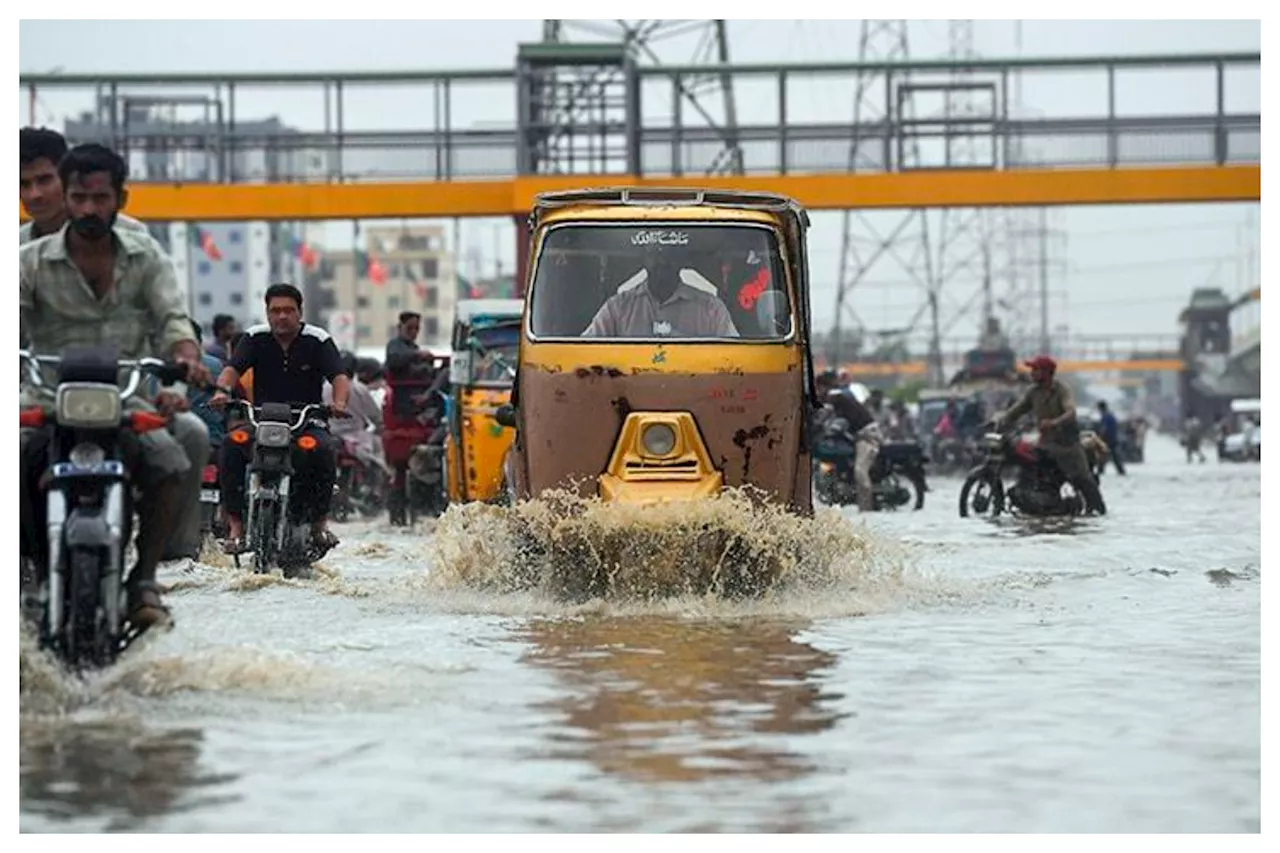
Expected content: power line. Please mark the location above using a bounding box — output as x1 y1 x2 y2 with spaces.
1067 219 1256 240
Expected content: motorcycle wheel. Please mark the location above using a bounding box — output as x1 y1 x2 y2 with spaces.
958 470 1004 518
64 547 113 669
252 502 279 574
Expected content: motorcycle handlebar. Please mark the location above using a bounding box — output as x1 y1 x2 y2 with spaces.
19 349 185 401
225 400 347 431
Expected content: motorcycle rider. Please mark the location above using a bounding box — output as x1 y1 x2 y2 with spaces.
21 128 148 245
210 284 350 553
385 312 449 523
992 355 1106 515
205 314 239 363
19 143 213 626
815 369 881 512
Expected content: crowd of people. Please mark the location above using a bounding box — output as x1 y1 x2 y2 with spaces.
19 126 452 629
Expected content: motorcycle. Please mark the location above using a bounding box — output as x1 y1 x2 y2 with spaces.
19 346 187 669
402 390 451 523
225 401 342 577
332 429 390 522
198 445 225 540
959 430 1105 518
383 367 450 526
812 417 929 510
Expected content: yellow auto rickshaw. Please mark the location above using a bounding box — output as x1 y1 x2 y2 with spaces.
497 187 817 513
444 299 523 503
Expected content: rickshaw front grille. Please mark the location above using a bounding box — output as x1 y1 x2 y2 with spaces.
622 458 702 480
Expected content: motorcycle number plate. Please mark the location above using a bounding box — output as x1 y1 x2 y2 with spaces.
200 489 221 504
52 460 126 479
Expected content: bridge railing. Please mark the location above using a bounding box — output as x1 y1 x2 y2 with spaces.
20 52 1259 183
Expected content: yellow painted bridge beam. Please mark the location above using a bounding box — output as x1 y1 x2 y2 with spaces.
19 165 1260 222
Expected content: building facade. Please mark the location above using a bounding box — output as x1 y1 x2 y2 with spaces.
315 225 455 354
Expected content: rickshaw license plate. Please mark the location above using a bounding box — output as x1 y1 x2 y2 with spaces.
200 488 221 504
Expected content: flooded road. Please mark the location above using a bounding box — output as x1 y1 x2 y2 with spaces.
20 434 1260 832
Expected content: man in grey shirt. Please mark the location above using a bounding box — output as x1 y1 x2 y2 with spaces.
20 127 148 244
582 251 739 339
20 144 211 626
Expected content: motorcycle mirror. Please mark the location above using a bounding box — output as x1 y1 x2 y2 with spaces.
495 403 517 429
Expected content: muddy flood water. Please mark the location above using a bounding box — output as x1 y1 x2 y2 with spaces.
19 434 1260 832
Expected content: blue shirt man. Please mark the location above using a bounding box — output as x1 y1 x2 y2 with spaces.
1097 401 1120 447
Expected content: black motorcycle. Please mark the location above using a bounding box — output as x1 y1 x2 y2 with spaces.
813 418 929 510
198 443 225 540
226 401 341 577
19 346 187 669
959 430 1103 518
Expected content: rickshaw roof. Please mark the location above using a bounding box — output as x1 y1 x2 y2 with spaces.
533 187 804 216
454 299 524 324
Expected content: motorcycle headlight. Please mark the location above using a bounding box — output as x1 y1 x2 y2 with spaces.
640 423 677 457
55 383 122 429
256 422 292 448
69 442 107 467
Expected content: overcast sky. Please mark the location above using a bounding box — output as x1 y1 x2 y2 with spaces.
18 19 1261 346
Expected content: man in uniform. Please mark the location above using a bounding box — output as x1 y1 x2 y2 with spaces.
994 355 1106 515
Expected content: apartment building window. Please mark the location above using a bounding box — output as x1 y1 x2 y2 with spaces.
228 229 243 244
424 317 439 338
357 324 372 339
229 293 244 306
425 286 438 308
230 261 243 274
388 296 400 309
320 288 337 309
357 295 370 309
422 258 439 280
198 292 213 306
389 263 402 279
197 261 212 276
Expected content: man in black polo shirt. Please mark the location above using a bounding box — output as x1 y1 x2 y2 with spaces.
209 284 350 551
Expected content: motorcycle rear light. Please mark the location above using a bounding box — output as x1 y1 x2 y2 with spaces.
19 407 45 428
202 464 219 484
128 411 169 433
229 428 251 445
296 435 319 451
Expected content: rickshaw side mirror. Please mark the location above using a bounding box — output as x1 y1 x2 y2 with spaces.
495 403 518 429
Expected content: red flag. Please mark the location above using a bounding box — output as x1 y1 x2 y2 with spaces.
369 259 388 287
191 226 222 261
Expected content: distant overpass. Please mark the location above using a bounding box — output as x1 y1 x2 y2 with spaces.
18 51 1260 222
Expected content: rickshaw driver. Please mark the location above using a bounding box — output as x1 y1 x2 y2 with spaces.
581 241 739 339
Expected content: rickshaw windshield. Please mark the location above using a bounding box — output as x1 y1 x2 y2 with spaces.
529 223 792 341
468 322 520 385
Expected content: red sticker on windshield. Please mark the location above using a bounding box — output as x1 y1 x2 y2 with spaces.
737 268 771 310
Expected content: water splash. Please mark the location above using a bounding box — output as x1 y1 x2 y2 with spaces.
424 488 927 609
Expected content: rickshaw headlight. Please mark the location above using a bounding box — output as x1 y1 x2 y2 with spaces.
641 423 677 457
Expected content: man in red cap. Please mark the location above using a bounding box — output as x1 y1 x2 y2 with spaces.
993 355 1106 515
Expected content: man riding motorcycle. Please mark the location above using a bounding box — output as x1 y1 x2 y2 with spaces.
19 143 212 626
210 284 350 553
325 351 387 468
991 355 1106 515
384 312 449 524
814 369 881 512
20 127 148 245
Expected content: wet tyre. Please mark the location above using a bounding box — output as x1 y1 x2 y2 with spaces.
959 470 1004 518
